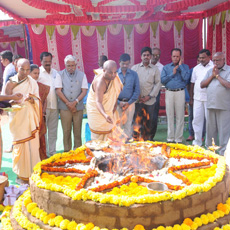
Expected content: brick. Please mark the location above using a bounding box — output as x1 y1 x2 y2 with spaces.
216 214 230 227
211 180 225 198
50 191 70 206
197 222 219 230
40 188 51 200
191 190 212 206
97 203 129 217
129 203 162 217
119 217 151 230
183 203 205 219
206 194 223 212
38 197 49 211
63 206 84 220
152 210 180 227
223 190 229 203
48 202 64 216
69 199 96 214
163 197 191 213
84 214 117 229
225 170 230 193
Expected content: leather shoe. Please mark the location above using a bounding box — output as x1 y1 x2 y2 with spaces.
186 136 194 141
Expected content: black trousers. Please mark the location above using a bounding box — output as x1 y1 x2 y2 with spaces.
152 90 161 138
133 102 155 141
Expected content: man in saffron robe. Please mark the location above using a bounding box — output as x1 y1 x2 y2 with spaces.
87 60 123 140
5 59 41 182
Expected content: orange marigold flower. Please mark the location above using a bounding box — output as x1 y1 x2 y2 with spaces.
183 218 193 226
133 225 145 230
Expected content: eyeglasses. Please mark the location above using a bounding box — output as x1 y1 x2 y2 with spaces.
152 54 160 57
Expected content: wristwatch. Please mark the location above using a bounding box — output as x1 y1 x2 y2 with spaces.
76 98 79 103
148 95 153 99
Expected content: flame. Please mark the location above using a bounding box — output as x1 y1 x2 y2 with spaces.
133 107 150 141
104 142 161 175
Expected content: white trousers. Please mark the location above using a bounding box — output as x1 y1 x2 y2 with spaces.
192 100 207 146
117 103 135 138
165 90 185 142
46 108 59 156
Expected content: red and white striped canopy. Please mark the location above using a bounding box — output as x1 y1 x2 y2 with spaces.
0 0 229 25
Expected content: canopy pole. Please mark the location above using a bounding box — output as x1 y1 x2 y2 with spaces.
22 24 28 59
203 17 207 49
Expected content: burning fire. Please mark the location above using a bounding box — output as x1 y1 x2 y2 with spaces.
133 107 150 141
98 143 168 176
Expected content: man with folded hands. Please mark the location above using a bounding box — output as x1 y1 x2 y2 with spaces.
161 48 190 143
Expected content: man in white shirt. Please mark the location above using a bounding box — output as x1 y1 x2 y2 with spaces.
55 55 88 151
38 52 59 157
0 50 15 94
151 48 163 139
190 49 213 146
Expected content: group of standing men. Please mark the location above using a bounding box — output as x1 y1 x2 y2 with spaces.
0 46 230 182
0 50 88 182
87 47 230 157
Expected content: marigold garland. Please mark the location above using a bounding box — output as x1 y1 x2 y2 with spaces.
4 189 230 230
30 143 226 206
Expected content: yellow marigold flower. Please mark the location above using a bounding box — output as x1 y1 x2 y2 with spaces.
35 209 43 219
23 197 32 207
172 224 182 230
213 227 221 230
165 227 173 230
39 211 47 221
67 221 78 230
223 225 230 230
0 204 5 212
31 207 40 216
54 215 64 227
85 222 95 230
91 227 101 230
133 224 145 230
60 219 70 229
213 211 220 219
157 226 166 230
206 213 215 222
190 222 198 230
76 223 86 230
194 217 202 227
43 216 52 224
200 214 209 225
26 202 37 213
217 210 225 217
48 217 55 227
181 223 191 230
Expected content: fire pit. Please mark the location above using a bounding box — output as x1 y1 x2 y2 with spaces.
96 150 168 175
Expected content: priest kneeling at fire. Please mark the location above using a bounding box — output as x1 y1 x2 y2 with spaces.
5 58 41 183
87 60 123 141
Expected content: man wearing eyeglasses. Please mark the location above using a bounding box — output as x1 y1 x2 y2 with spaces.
201 52 230 156
117 53 140 138
132 47 161 141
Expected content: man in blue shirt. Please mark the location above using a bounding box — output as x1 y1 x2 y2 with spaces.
117 53 140 138
161 48 190 143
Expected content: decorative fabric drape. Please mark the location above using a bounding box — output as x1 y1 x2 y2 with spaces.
28 20 202 83
207 10 230 65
